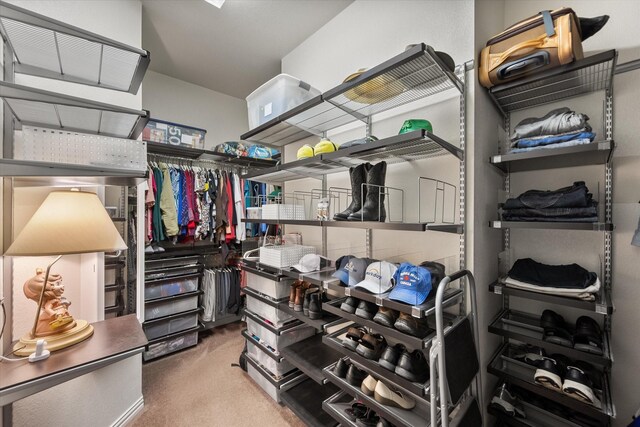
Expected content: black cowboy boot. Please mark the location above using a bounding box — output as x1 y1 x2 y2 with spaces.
334 163 370 220
348 161 387 222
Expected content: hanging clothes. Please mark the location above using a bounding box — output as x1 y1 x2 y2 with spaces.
159 162 179 237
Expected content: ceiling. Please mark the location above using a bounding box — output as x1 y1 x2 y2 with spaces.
142 0 352 99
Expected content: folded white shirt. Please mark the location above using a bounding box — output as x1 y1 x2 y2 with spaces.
502 276 600 301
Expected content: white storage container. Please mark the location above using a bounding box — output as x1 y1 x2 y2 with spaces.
144 275 199 300
246 294 292 328
246 341 295 378
145 294 199 321
246 315 315 351
246 74 321 129
261 204 306 220
143 312 199 340
246 207 261 219
259 245 316 269
143 330 199 362
246 271 293 300
246 354 303 403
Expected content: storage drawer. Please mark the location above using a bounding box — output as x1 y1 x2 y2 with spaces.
245 269 293 300
143 329 199 362
143 310 199 340
145 274 199 300
245 311 315 351
246 292 292 328
145 265 201 281
246 340 295 378
245 351 305 403
105 290 117 307
145 255 200 271
145 293 200 321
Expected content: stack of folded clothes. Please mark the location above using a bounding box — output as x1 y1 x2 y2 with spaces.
501 258 600 301
509 107 596 153
501 181 598 222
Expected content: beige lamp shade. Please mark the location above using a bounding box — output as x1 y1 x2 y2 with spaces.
4 190 127 256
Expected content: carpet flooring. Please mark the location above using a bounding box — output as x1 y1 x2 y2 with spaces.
131 322 305 427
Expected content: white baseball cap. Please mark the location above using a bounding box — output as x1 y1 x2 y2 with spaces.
292 254 327 273
354 261 398 294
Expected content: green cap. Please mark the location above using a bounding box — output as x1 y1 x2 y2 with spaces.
399 119 433 135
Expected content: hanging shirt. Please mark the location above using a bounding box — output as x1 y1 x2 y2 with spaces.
145 167 155 243
152 167 166 242
234 174 245 242
159 163 179 237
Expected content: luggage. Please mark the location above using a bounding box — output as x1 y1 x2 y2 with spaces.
479 8 584 88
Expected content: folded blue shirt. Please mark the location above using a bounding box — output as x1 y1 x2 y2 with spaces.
514 131 595 148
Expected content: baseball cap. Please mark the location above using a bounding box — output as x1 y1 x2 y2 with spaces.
292 254 327 273
339 135 378 150
388 262 433 305
354 261 398 294
332 256 373 287
398 119 433 135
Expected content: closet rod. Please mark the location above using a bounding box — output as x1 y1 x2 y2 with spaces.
147 153 246 173
615 58 640 75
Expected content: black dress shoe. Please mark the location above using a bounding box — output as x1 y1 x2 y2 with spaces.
346 364 367 387
355 300 378 320
573 316 603 355
395 349 429 383
333 358 350 378
341 296 360 314
308 292 324 320
356 333 387 360
373 307 399 328
394 312 433 338
345 403 368 421
541 309 573 347
356 409 380 427
378 344 403 372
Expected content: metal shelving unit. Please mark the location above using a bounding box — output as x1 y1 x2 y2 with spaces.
279 334 342 385
486 50 618 425
146 141 278 169
280 379 340 427
244 218 464 234
0 0 150 94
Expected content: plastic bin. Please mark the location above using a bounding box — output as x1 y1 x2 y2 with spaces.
246 340 296 378
144 275 199 300
246 74 321 129
259 245 316 269
246 294 292 328
145 294 199 321
142 118 206 149
246 315 315 351
246 271 293 300
143 330 199 362
246 354 303 403
261 204 306 220
143 312 199 340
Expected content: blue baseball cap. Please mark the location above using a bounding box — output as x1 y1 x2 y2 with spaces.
388 262 433 305
332 256 374 287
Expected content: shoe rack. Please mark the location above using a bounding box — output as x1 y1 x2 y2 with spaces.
239 44 482 427
485 50 619 426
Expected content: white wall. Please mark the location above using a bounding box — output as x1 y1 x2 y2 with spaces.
1 1 145 426
142 70 249 149
499 2 640 425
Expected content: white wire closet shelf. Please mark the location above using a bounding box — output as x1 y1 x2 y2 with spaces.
0 0 150 94
0 81 149 139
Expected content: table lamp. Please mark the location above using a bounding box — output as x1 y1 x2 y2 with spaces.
4 190 127 358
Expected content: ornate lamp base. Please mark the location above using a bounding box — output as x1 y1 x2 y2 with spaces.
13 320 94 356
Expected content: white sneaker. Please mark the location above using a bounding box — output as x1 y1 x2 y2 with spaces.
373 380 415 410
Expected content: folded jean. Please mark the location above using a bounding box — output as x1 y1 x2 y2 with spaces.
507 258 597 289
513 131 596 149
511 107 591 141
502 202 597 219
500 214 598 222
509 138 593 153
504 181 592 210
502 277 600 301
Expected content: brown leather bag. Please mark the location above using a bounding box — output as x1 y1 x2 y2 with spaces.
479 8 583 88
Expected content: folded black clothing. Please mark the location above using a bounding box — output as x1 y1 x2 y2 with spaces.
501 202 597 219
508 258 597 290
500 214 598 223
503 181 592 210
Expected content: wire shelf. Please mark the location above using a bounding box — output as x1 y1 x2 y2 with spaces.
243 130 461 184
0 81 149 139
0 0 149 94
241 44 463 146
489 50 617 115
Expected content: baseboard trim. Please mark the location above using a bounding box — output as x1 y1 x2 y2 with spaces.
111 396 144 427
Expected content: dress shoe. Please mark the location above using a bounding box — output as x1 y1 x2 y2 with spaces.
373 307 399 328
395 349 429 383
378 344 403 372
303 286 319 316
346 364 367 387
289 280 303 308
333 358 350 378
340 296 360 314
345 403 368 421
394 312 433 338
343 326 366 351
361 375 378 396
308 292 326 320
374 380 415 410
356 409 380 427
356 333 387 360
355 300 378 320
293 282 311 312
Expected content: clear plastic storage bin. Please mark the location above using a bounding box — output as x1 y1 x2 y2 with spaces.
145 294 199 321
143 330 199 362
246 271 294 300
143 312 199 340
144 275 199 300
246 315 315 351
246 294 292 328
246 74 321 129
246 341 295 378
